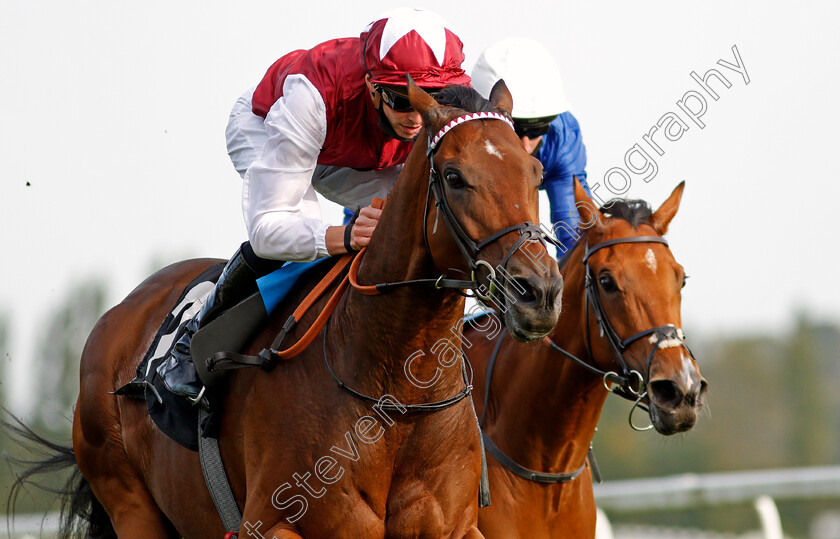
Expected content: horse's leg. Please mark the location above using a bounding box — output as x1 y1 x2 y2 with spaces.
73 299 179 538
91 477 175 537
74 405 177 538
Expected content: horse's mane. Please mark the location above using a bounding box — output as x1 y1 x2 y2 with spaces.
434 85 497 114
600 199 653 229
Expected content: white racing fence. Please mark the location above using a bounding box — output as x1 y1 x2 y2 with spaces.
4 510 60 538
6 466 840 538
594 465 840 538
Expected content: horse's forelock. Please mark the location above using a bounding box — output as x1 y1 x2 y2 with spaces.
600 199 654 229
434 85 498 115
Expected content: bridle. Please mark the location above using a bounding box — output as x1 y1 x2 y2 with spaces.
347 111 552 306
420 112 551 303
544 234 696 430
211 109 556 412
478 233 696 484
333 111 554 412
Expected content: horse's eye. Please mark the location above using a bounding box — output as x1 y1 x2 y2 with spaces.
681 275 689 289
444 170 466 189
599 272 618 293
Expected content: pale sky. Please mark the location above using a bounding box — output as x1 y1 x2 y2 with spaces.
2 1 839 409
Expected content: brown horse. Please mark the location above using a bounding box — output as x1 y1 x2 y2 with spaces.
60 80 564 538
466 180 707 538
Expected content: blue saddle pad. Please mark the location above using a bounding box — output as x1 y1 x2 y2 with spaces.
257 257 335 314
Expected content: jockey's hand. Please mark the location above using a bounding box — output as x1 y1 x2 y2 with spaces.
349 204 382 251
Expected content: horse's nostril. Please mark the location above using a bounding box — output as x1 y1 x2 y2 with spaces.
649 379 683 409
510 277 537 304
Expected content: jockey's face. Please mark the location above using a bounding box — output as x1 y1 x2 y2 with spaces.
513 115 556 156
366 76 424 140
383 105 423 139
519 135 542 155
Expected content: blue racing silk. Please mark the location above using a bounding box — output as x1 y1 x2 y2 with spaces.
537 111 590 256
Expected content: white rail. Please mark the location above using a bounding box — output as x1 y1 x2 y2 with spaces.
594 465 840 539
4 511 60 538
8 467 840 538
594 465 840 511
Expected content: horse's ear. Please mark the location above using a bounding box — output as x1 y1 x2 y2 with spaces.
406 74 449 133
573 176 606 235
649 181 685 235
488 79 513 117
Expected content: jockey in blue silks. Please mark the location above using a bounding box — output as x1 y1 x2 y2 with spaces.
471 38 590 257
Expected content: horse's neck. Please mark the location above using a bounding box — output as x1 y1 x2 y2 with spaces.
332 160 468 399
489 243 608 473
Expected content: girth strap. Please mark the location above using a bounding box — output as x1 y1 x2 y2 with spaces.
198 407 241 533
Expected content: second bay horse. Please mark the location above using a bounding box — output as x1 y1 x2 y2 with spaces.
467 180 707 538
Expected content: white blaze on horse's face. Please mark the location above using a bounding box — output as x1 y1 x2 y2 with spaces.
484 139 504 160
680 352 695 389
645 248 657 274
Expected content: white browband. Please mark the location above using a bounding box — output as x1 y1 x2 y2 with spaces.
428 112 515 152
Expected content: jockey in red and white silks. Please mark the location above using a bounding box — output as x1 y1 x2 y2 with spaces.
225 8 470 262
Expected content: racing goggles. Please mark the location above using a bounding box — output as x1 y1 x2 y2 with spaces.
375 84 439 112
513 115 558 138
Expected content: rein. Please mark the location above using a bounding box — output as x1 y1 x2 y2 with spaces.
478 334 601 483
479 331 599 484
209 111 539 413
321 319 474 413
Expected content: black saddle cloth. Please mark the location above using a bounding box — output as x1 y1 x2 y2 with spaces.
114 256 341 451
115 263 224 451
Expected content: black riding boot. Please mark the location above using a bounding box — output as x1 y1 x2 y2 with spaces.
158 246 259 399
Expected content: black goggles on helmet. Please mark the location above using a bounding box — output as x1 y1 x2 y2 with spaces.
513 115 558 138
375 83 439 112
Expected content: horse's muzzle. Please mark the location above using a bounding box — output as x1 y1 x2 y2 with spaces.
500 265 564 342
647 362 708 435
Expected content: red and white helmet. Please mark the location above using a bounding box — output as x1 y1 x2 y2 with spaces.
360 7 471 88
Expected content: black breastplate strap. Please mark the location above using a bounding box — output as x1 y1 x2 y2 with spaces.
482 432 591 484
478 330 599 484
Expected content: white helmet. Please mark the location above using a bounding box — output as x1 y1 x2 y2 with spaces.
470 38 571 118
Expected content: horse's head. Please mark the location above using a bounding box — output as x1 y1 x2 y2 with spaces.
407 77 563 341
573 180 707 435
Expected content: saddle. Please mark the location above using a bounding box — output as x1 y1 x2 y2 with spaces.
115 256 342 450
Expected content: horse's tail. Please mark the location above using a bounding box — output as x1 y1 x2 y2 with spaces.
2 410 117 539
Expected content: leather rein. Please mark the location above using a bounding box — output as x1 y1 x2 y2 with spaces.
208 111 549 413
